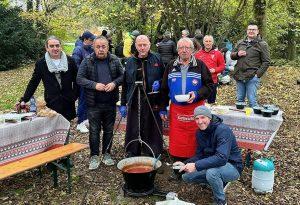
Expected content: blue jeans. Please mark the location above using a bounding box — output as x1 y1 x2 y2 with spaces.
236 76 260 107
77 88 88 124
182 163 240 202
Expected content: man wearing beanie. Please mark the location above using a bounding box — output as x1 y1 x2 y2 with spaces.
174 105 243 205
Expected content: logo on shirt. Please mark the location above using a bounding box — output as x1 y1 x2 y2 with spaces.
192 79 198 86
154 63 159 67
172 78 176 82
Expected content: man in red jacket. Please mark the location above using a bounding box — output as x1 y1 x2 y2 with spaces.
195 35 225 104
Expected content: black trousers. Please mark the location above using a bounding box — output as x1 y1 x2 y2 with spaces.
87 104 116 156
125 93 163 158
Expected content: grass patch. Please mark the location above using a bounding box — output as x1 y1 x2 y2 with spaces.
0 64 44 111
63 44 75 56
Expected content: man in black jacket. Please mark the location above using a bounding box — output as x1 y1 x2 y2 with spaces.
19 36 79 121
77 36 124 170
120 35 165 158
157 31 177 67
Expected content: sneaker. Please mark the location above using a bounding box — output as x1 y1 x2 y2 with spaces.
77 122 89 133
89 155 100 170
103 154 115 166
83 119 89 127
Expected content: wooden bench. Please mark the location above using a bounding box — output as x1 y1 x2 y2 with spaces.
0 143 88 193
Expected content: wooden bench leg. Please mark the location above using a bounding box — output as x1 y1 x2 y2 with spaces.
52 165 58 187
66 156 72 194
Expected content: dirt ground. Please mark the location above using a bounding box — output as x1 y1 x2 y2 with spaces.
0 66 299 205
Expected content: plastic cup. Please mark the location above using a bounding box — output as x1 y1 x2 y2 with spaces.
245 107 252 116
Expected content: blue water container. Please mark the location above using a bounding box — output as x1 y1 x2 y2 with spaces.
252 158 275 193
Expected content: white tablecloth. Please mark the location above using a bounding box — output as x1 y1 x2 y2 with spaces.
0 114 70 166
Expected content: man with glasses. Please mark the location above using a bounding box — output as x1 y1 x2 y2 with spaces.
19 36 79 121
72 31 95 133
77 36 124 169
160 37 214 160
231 22 270 107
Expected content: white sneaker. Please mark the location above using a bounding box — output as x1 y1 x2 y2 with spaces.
89 155 100 170
77 122 89 133
103 154 115 166
83 119 89 127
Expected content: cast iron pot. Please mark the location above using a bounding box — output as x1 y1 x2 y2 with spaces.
235 102 246 109
272 107 279 115
261 109 273 117
117 156 162 193
172 165 185 179
253 106 263 114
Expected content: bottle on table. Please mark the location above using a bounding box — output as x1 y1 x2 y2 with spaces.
29 96 37 113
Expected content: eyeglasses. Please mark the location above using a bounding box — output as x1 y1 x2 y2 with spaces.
95 45 107 49
48 44 60 48
247 29 258 31
178 46 192 50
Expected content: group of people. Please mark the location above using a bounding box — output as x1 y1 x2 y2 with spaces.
17 21 270 205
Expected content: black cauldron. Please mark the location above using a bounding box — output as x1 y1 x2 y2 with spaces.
261 109 273 117
253 106 263 114
117 156 162 194
235 102 246 109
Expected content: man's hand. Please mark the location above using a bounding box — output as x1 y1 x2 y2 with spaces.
210 68 216 73
180 163 196 173
159 110 168 122
105 82 116 92
95 83 106 91
187 91 196 104
237 50 247 57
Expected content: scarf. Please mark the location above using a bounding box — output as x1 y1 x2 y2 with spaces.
45 51 68 73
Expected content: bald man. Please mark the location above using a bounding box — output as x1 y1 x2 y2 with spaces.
120 35 165 157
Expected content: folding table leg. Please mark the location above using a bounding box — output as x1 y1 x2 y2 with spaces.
245 149 252 167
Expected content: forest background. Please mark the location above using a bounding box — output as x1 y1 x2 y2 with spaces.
0 0 299 72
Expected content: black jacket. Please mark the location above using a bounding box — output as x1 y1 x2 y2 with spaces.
77 53 124 107
21 56 79 121
121 52 165 106
157 39 177 64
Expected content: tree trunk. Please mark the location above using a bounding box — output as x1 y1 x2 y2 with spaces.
286 0 298 60
253 0 266 37
27 0 33 11
36 0 41 11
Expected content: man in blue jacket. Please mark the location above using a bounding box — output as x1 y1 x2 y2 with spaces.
72 30 95 133
174 106 243 205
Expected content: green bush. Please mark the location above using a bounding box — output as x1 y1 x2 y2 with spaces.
0 5 45 71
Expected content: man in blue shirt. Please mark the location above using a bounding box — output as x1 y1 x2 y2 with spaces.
174 106 243 205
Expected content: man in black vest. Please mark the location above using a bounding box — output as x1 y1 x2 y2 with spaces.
77 36 124 170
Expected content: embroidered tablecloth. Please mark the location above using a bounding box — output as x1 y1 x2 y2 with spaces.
115 105 283 151
0 114 70 166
